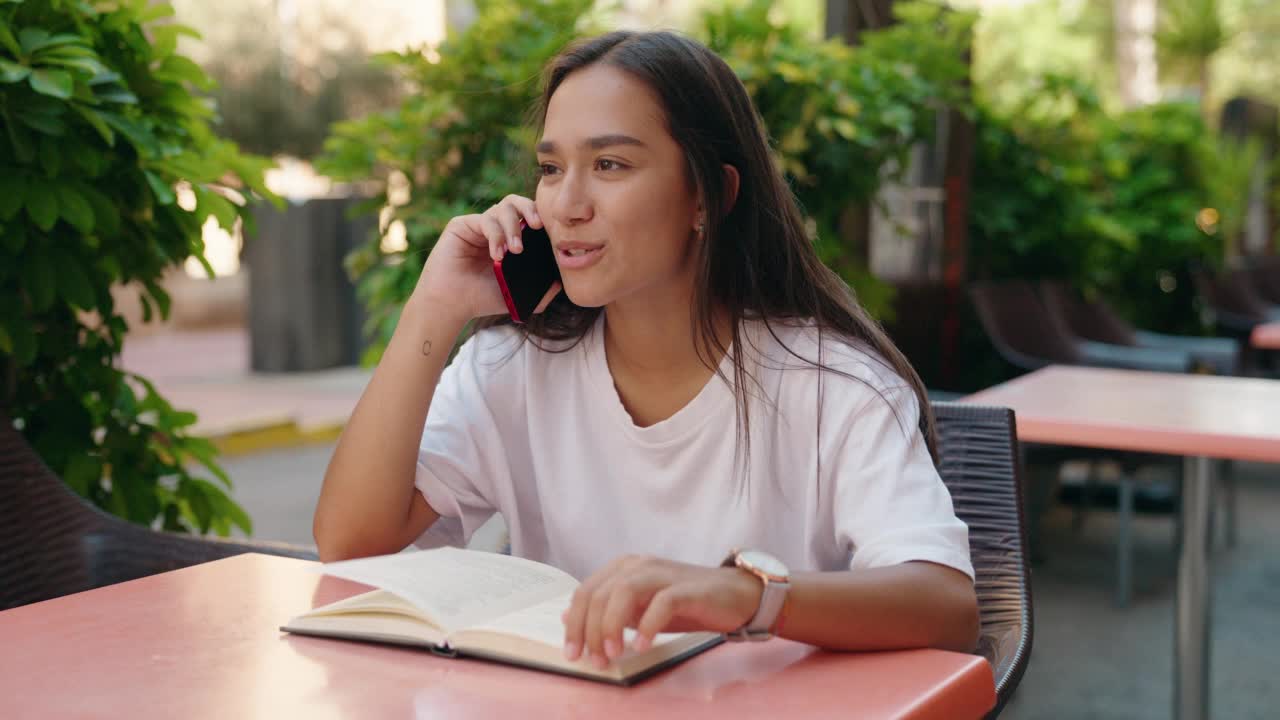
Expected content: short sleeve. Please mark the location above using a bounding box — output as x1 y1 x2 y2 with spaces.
412 330 522 549
828 377 974 580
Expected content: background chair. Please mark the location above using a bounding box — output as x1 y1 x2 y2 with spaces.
0 410 317 611
1194 267 1280 333
1246 256 1280 305
1038 280 1240 375
1194 267 1280 376
932 402 1033 718
968 280 1196 374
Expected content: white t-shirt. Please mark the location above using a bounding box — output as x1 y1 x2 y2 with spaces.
413 314 973 582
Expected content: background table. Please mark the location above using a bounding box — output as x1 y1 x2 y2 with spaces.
965 365 1280 720
0 553 995 720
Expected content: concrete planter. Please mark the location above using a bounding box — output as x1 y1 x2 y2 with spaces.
242 196 376 372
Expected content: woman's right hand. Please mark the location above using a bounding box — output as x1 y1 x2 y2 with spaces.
415 194 562 321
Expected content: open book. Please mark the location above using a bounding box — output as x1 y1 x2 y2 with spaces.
281 547 723 685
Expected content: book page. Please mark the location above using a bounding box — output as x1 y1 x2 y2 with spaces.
452 593 723 682
318 547 579 632
283 610 446 649
461 592 690 651
304 589 431 621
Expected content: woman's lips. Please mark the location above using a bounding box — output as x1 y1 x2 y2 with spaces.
556 245 605 270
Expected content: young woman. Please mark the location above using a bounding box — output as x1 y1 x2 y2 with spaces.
314 30 978 671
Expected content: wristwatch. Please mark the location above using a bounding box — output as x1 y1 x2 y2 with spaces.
721 549 790 641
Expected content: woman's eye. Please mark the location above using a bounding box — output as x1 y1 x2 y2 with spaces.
537 163 559 176
596 159 626 171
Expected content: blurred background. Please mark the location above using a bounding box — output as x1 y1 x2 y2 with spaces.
147 0 1280 385
3 1 1279 718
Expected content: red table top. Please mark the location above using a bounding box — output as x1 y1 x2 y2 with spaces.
0 554 996 720
1252 321 1280 350
963 365 1280 462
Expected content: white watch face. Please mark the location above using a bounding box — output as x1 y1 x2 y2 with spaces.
739 550 788 579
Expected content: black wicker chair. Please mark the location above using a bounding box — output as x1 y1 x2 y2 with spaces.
932 402 1033 718
0 411 317 611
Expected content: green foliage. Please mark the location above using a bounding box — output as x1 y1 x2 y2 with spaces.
970 0 1116 115
1219 0 1280 108
317 0 597 364
969 74 1228 338
972 0 1280 120
0 0 276 535
1198 136 1261 257
1087 103 1229 331
1157 0 1232 85
319 0 974 358
703 0 973 315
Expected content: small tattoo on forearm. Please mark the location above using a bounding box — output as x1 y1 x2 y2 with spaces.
422 340 433 357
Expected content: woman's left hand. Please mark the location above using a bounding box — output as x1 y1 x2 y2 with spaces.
560 555 762 668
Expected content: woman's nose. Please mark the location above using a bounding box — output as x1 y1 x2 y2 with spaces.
549 170 593 226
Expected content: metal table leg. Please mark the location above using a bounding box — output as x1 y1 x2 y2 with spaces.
1176 456 1212 720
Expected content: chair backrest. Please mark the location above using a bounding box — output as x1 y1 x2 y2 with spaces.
1 411 317 611
1039 281 1137 346
0 411 105 609
932 402 1033 717
1195 269 1271 320
969 280 1081 370
1247 256 1280 305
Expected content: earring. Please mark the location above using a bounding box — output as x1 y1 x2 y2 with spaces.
696 220 706 237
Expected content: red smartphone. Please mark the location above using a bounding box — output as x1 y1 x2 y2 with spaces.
492 222 562 323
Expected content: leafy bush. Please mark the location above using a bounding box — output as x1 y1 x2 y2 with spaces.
1089 102 1236 331
702 0 973 317
319 0 974 358
969 74 1225 338
0 0 275 534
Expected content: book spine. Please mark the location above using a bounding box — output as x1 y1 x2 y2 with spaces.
430 643 459 658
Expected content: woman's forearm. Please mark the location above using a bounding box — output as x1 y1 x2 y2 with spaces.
312 291 469 561
776 562 979 653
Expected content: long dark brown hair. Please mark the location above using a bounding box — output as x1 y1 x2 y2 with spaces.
475 30 937 468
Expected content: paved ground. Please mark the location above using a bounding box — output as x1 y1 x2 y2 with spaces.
120 328 371 440
222 440 508 553
997 463 1280 720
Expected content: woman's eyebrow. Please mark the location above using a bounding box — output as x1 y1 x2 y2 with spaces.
536 134 647 153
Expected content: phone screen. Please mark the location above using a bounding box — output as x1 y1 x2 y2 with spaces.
493 223 561 323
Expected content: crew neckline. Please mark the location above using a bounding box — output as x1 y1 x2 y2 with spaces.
583 313 737 446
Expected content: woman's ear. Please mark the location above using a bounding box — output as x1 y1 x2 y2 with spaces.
720 164 740 217
693 164 742 232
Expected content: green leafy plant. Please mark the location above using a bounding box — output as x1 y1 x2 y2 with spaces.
968 76 1113 287
0 0 277 534
969 74 1225 346
1086 102 1226 331
317 0 597 364
702 0 973 318
1198 134 1261 260
1157 0 1233 109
